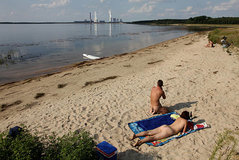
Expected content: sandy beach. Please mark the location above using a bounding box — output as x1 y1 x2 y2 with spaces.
1 32 239 159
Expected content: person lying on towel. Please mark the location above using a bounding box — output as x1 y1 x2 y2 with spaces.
131 111 190 147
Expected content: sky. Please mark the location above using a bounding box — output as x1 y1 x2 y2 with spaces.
0 0 239 22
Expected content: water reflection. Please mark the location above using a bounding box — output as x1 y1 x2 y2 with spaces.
0 24 193 84
0 49 24 66
89 24 93 35
94 24 98 36
109 24 112 37
91 43 104 56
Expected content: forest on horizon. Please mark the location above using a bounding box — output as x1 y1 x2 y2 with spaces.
131 16 239 25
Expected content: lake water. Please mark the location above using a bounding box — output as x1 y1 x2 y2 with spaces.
0 23 193 84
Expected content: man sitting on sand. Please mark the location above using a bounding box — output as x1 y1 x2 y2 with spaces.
150 80 169 114
131 111 190 147
205 40 214 48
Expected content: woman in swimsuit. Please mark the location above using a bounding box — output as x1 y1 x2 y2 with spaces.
131 111 190 147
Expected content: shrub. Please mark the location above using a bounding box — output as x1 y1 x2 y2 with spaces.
43 130 97 160
0 128 97 160
0 129 43 160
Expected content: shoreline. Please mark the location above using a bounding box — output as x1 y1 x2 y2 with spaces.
0 32 195 88
1 32 239 159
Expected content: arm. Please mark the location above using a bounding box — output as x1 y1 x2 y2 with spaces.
182 121 188 134
162 91 166 99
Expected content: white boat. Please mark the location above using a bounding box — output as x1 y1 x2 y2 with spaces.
83 54 100 60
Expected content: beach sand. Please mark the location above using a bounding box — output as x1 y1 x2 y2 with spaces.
1 32 239 159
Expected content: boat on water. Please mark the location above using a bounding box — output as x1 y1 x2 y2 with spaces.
83 54 100 60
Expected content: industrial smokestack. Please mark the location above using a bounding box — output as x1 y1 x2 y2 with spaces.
90 12 92 22
109 10 112 22
94 11 98 23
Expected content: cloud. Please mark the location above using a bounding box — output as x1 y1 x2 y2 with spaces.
57 9 66 16
10 11 15 16
190 12 198 15
181 6 193 12
129 0 169 4
149 0 172 4
157 13 165 17
31 0 70 8
165 8 174 12
128 3 154 13
100 0 104 3
212 0 239 12
180 6 198 16
128 0 143 2
207 1 211 5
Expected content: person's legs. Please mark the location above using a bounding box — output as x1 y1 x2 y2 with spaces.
134 125 174 147
157 107 169 114
151 105 159 115
150 106 154 114
131 131 149 140
153 106 159 114
131 126 163 140
134 135 158 147
154 103 169 114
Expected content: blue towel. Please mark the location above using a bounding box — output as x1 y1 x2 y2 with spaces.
128 112 208 147
137 112 175 131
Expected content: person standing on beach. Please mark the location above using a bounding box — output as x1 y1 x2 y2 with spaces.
150 80 169 114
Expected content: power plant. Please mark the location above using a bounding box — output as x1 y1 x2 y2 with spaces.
74 10 122 23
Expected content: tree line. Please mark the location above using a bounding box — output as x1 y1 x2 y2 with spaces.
132 16 239 24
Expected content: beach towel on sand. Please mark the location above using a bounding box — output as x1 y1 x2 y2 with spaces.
128 112 209 147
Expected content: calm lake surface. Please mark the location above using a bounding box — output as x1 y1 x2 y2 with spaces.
0 23 193 84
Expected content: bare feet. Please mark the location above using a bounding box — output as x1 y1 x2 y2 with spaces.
150 108 155 115
130 134 136 140
133 139 142 147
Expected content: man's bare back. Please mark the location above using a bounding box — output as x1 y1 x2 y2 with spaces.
150 80 168 114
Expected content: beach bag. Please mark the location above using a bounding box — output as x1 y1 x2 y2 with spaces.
96 141 117 160
8 126 23 138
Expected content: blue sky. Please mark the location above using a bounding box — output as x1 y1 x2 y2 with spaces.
0 0 239 22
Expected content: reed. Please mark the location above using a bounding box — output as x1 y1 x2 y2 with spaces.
210 129 239 160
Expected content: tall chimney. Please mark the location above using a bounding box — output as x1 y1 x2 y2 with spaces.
109 10 112 23
90 12 92 22
94 11 97 23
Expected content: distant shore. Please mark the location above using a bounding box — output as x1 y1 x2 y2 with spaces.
0 22 124 24
1 32 239 159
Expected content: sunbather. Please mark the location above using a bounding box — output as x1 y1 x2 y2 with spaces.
150 80 169 114
205 40 214 47
131 111 190 147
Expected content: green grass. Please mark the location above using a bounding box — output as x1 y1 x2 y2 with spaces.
208 28 239 48
210 129 239 160
180 24 239 28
